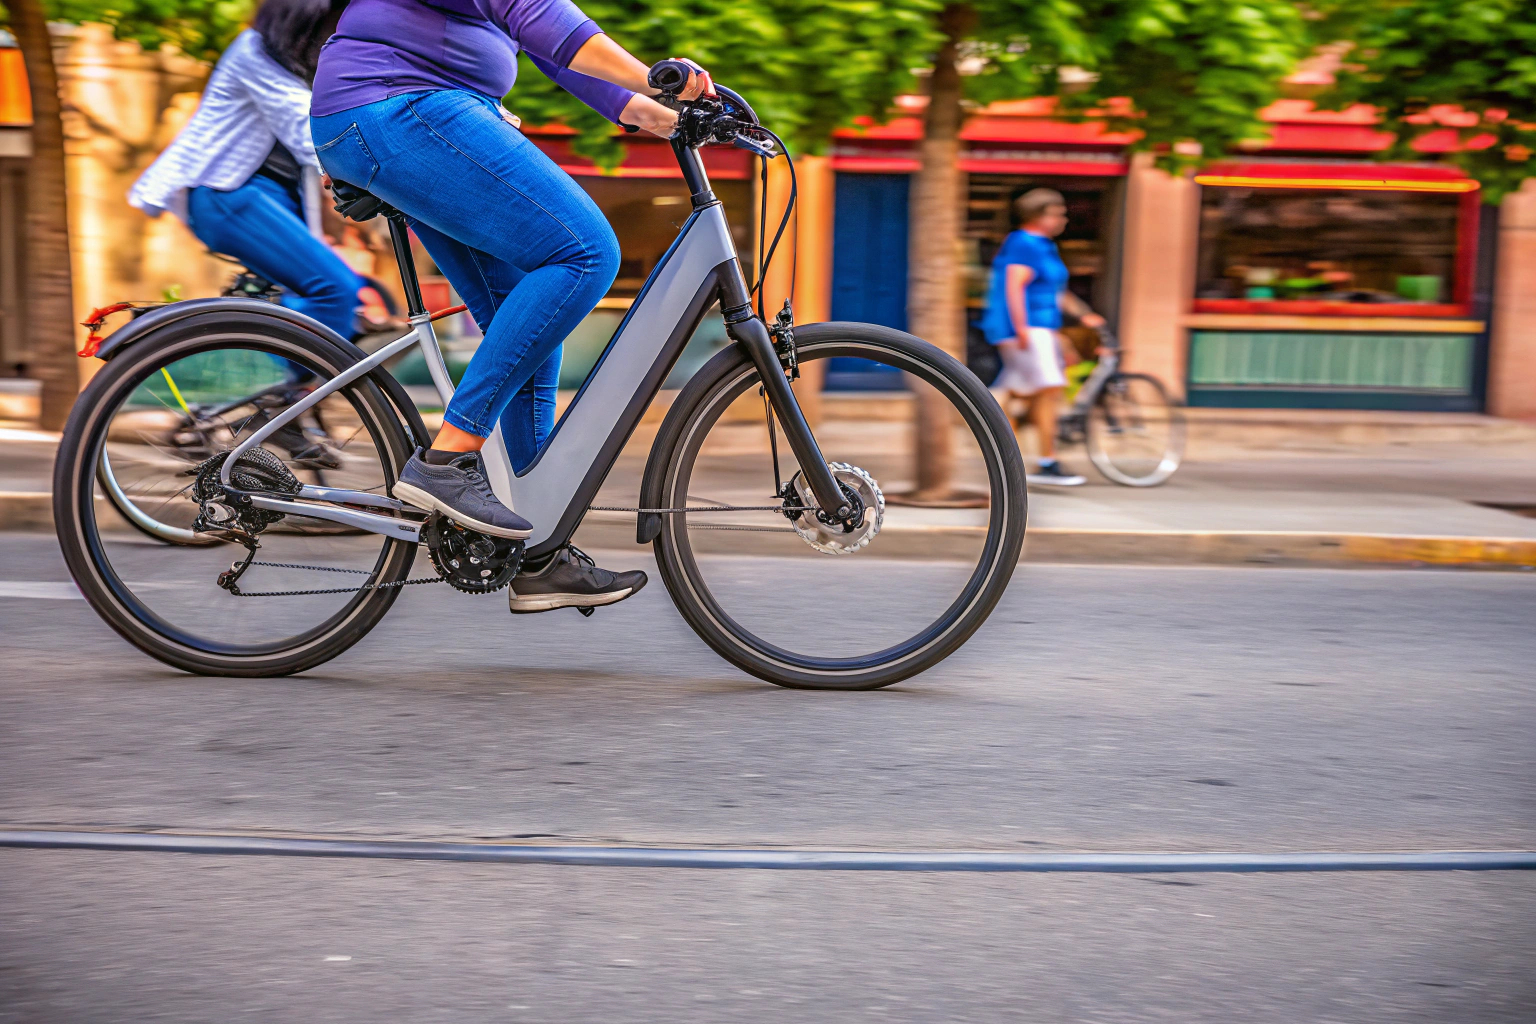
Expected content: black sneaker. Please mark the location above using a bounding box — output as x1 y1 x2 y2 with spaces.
508 544 647 614
1026 460 1086 487
268 421 342 469
393 448 533 539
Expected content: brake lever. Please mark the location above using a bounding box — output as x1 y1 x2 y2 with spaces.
732 133 777 159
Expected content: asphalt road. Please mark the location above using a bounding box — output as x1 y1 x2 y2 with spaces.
2 533 1534 1021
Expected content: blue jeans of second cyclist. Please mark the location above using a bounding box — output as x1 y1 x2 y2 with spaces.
311 90 620 472
186 173 363 343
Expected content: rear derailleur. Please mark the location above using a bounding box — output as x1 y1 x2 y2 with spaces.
424 514 525 594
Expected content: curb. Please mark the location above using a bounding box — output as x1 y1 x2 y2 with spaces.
9 492 1533 571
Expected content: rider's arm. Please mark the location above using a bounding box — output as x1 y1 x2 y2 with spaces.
232 32 322 169
1005 263 1035 347
1059 289 1105 329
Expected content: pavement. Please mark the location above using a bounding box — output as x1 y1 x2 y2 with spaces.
1 535 1533 1021
6 405 1536 568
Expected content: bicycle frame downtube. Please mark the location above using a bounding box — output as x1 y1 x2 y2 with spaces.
718 264 847 517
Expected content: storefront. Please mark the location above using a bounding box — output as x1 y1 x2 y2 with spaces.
827 99 1132 389
1186 161 1487 410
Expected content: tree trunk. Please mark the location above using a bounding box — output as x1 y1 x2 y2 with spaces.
10 0 79 430
906 4 971 499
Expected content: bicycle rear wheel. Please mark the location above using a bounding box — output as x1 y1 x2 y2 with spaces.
1085 372 1185 487
649 322 1027 690
54 311 419 676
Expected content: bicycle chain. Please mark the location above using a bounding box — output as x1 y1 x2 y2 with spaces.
224 559 446 598
224 507 817 597
588 505 810 514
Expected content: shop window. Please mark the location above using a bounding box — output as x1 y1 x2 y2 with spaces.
574 176 754 298
1195 185 1465 313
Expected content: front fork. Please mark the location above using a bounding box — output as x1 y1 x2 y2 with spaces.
719 277 851 521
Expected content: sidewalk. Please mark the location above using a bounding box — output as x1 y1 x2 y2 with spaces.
5 415 1536 569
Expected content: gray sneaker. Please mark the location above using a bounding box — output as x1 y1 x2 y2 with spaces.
393 448 533 539
509 545 647 614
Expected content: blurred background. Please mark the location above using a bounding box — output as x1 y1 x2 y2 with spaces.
0 3 1534 1020
2 0 1535 548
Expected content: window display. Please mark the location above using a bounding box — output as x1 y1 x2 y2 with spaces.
1195 185 1464 312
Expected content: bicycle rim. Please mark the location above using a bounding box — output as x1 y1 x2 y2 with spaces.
56 323 417 674
1086 373 1185 487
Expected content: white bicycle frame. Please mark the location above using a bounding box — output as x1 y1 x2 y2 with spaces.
218 202 742 559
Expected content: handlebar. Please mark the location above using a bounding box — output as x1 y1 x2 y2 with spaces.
646 61 776 158
647 59 695 96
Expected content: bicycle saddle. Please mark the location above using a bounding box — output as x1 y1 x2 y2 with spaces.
330 179 398 222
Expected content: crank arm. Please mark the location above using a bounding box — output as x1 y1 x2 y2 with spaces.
247 495 425 542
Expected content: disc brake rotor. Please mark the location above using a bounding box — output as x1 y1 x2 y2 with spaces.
788 462 884 555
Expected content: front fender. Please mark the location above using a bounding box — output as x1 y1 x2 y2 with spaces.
92 297 431 450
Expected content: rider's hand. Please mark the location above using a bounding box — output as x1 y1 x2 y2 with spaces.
622 94 681 138
1081 313 1106 329
669 57 716 101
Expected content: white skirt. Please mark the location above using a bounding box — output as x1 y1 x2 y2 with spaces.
995 327 1067 395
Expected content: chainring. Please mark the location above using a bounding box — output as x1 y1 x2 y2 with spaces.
425 514 525 594
190 447 302 535
787 462 885 555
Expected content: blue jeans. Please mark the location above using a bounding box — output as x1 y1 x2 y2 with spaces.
311 90 620 471
186 174 363 342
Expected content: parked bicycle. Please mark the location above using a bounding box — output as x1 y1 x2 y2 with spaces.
55 65 1029 690
1055 327 1186 487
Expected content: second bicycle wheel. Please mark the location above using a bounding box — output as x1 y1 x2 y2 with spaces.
1085 372 1185 487
650 322 1027 690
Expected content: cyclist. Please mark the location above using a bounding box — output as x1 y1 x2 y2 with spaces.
981 187 1105 487
130 0 364 465
310 0 711 612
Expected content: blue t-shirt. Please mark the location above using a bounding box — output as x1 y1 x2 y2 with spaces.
981 229 1069 341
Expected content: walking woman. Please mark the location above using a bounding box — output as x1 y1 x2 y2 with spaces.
131 0 363 344
309 0 711 611
980 188 1106 487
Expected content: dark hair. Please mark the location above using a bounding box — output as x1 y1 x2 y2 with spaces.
252 0 349 83
1012 188 1066 227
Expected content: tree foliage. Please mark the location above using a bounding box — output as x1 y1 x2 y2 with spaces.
1072 0 1308 170
0 0 256 61
509 0 936 166
1323 0 1536 203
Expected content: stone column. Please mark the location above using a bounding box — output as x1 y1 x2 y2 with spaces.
1488 179 1536 420
790 153 834 424
1116 153 1199 399
54 23 217 384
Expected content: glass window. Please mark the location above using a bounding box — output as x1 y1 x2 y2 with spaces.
1196 186 1461 305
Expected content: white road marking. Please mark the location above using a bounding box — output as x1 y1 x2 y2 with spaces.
0 582 82 600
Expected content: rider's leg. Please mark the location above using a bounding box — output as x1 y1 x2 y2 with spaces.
996 329 1083 486
186 177 363 340
310 92 641 576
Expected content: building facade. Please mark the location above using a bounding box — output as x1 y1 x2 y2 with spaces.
3 27 1534 419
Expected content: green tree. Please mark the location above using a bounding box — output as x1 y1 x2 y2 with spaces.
902 0 1306 496
1323 0 1536 203
508 0 935 166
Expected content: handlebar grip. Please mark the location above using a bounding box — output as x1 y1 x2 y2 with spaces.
647 59 693 94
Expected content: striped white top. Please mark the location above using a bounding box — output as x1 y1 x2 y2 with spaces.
130 30 322 230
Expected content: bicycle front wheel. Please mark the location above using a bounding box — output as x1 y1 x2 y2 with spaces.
1085 372 1185 487
650 322 1028 690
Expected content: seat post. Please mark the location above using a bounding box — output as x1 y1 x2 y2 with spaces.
387 213 427 318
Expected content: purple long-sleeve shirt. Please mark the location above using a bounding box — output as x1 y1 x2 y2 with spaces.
311 0 634 122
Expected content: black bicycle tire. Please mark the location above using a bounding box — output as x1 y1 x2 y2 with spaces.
650 321 1028 690
1084 371 1185 488
54 313 417 677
